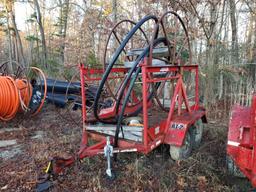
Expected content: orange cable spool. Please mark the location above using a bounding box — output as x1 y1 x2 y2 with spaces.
16 79 33 111
0 66 47 121
0 76 20 121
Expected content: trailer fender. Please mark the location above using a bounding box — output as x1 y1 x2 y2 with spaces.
164 110 206 147
164 121 190 147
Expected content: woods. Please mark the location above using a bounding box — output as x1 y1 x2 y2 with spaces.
0 0 255 112
2 1 256 191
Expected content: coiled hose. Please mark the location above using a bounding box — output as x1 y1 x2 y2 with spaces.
0 67 47 121
0 76 32 121
114 37 169 147
93 15 158 123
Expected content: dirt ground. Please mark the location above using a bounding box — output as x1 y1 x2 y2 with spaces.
0 105 253 192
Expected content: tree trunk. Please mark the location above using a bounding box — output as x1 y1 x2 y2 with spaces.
204 2 218 107
4 0 26 68
229 0 239 64
4 0 13 73
9 8 26 67
61 0 69 64
218 0 226 100
58 0 70 65
112 0 117 24
246 13 253 62
34 0 48 68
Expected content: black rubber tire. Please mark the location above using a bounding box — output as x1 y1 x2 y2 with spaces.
169 131 193 160
190 119 204 149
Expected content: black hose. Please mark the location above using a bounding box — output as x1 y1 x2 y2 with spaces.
93 15 158 123
114 36 168 114
114 37 169 148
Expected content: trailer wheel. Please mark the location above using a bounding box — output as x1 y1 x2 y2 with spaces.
226 155 245 178
190 119 203 149
169 131 192 160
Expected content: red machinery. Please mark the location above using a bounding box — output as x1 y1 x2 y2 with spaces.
227 94 256 187
45 60 206 178
81 60 205 152
38 12 207 190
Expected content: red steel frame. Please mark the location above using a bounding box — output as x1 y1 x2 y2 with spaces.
50 59 206 174
227 94 256 187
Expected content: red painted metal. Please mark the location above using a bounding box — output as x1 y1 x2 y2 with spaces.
80 64 87 146
49 60 206 175
141 60 149 148
164 108 206 146
227 94 256 187
195 67 199 107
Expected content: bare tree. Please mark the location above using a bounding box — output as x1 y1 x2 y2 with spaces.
34 0 48 68
4 0 26 67
229 0 239 64
57 0 70 64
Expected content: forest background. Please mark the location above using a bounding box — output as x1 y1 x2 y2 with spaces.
0 0 255 117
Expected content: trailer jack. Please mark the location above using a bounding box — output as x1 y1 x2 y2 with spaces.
104 136 115 179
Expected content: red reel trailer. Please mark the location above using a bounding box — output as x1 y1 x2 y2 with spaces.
227 94 256 187
44 61 206 179
37 11 207 190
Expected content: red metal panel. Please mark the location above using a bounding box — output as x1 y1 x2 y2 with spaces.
145 65 198 73
148 121 166 140
251 94 256 186
227 94 256 187
236 146 252 170
227 105 251 150
227 105 251 173
164 109 206 146
165 124 188 146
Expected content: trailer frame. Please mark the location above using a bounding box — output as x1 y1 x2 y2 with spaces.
47 58 206 175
